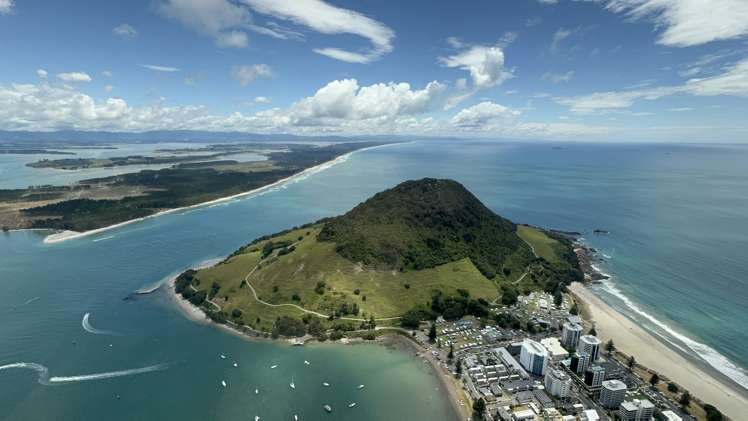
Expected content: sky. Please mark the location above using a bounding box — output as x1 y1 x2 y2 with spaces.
1 0 748 142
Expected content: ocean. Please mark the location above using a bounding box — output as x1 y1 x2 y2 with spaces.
1 140 747 419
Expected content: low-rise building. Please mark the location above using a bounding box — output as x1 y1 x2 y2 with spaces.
541 337 569 360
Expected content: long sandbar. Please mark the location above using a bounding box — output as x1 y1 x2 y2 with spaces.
43 143 400 244
568 282 748 419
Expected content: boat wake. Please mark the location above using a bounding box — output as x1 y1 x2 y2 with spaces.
82 313 121 336
0 362 169 385
92 235 115 243
598 279 748 391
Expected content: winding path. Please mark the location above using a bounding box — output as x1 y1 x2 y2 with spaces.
240 263 401 322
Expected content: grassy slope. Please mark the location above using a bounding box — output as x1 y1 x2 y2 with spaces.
517 225 562 263
195 225 501 332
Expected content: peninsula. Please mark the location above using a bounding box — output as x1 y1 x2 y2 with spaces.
173 178 582 336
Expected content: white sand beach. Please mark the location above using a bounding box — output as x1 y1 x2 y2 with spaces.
569 282 748 419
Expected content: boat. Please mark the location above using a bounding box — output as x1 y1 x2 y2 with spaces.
270 364 278 369
221 380 227 388
304 360 310 365
348 403 357 408
254 388 259 395
290 378 295 389
220 354 226 359
322 382 330 387
255 417 260 421
323 405 332 413
357 384 365 389
233 362 238 367
294 416 298 421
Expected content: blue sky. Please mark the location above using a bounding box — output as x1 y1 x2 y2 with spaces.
1 0 748 141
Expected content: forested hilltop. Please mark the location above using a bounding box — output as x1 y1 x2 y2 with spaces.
175 178 583 338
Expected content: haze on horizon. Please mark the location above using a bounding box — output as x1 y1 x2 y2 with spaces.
1 0 748 142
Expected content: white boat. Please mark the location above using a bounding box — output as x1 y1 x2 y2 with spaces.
233 362 238 367
220 354 226 359
322 382 330 387
290 378 295 389
304 360 310 365
254 388 259 395
294 416 298 421
357 384 365 389
255 417 260 421
270 364 278 369
323 405 332 413
221 380 227 388
348 403 357 408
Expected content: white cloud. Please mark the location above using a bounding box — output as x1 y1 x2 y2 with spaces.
113 23 137 39
254 96 271 103
102 70 113 77
0 0 13 14
446 37 465 49
140 64 181 72
36 69 48 79
439 45 512 89
231 64 272 86
550 28 572 53
155 0 251 48
668 107 692 112
451 101 520 129
525 17 542 27
538 0 559 4
243 0 395 63
542 70 575 84
57 72 92 83
606 0 748 47
104 85 114 92
556 57 748 113
216 30 249 48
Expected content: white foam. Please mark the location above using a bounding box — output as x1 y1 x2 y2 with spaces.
48 364 168 383
0 362 168 385
92 235 115 243
597 279 748 390
82 313 120 336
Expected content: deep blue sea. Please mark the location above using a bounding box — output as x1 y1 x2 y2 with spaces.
1 140 747 419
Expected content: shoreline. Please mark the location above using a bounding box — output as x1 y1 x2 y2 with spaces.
165 261 465 420
42 142 402 244
569 281 748 419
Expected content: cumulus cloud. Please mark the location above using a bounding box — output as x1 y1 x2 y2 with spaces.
36 69 48 79
451 101 520 129
113 23 138 39
57 72 92 83
254 96 270 103
102 70 113 77
231 64 272 86
140 64 181 72
556 57 748 113
440 45 512 89
606 0 748 47
0 0 14 14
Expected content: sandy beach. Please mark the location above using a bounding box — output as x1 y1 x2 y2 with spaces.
569 282 748 419
43 142 402 245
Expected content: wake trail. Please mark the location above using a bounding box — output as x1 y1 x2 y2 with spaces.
0 362 169 385
82 313 121 336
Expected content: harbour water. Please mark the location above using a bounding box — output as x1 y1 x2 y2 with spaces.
2 140 748 418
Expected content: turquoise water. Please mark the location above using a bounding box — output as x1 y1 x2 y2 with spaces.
2 140 748 419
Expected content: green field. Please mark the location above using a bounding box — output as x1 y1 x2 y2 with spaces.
194 225 503 332
517 225 562 263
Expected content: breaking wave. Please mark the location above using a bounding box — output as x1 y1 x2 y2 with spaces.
82 313 120 336
598 279 748 391
0 362 169 385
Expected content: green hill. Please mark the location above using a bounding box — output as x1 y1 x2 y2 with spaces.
175 178 582 336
